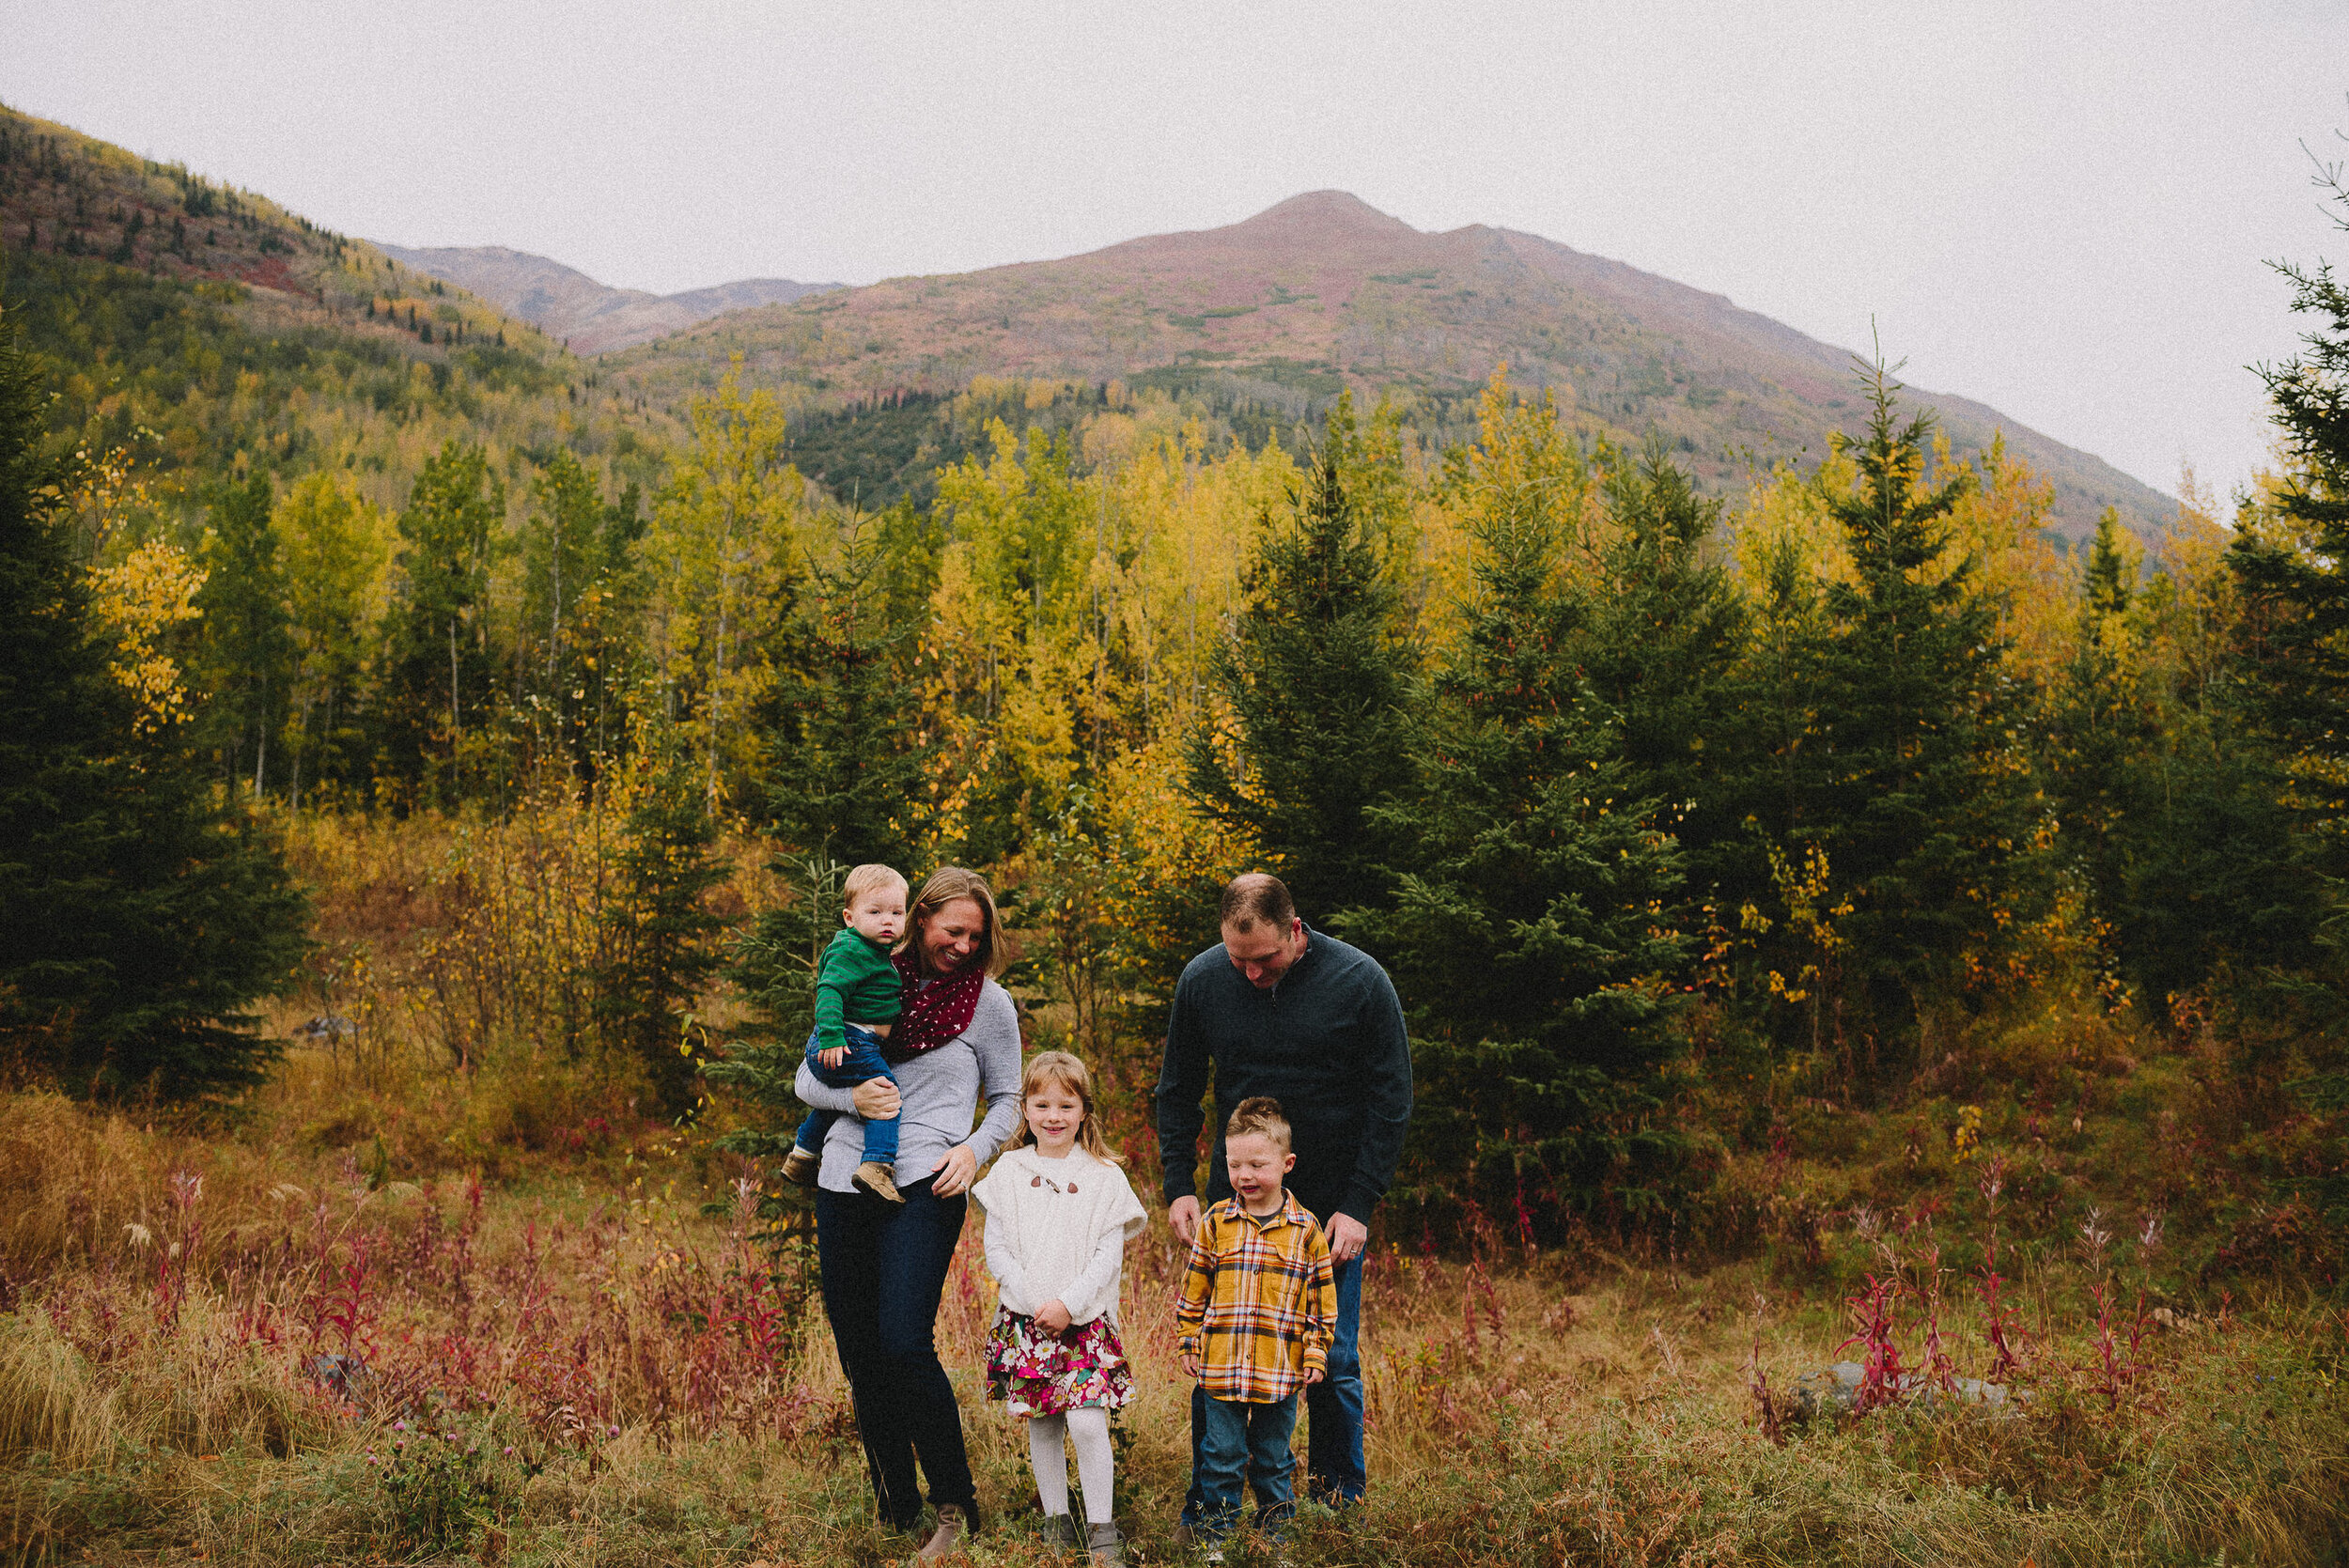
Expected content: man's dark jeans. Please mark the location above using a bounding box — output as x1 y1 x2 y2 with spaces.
815 1176 974 1529
1194 1391 1300 1537
794 1024 900 1164
1182 1250 1364 1522
1306 1248 1365 1499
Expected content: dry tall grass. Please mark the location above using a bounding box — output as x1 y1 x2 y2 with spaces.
2 1082 2345 1567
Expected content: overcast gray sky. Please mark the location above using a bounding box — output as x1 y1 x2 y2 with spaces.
7 0 2346 503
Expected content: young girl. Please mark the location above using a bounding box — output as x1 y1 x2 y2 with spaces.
972 1051 1147 1565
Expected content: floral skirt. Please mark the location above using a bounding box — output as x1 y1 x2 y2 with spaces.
983 1307 1134 1417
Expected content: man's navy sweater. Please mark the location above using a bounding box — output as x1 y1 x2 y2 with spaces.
1154 928 1412 1225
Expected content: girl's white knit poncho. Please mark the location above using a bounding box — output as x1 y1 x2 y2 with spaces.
971 1144 1147 1326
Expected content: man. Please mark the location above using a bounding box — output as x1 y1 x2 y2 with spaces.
1156 872 1412 1525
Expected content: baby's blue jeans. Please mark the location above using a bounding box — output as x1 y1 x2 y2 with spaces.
791 1023 898 1164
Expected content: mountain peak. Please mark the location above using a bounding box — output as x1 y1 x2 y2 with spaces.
381 244 840 352
1232 190 1419 239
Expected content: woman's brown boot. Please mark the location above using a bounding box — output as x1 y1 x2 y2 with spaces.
914 1502 969 1560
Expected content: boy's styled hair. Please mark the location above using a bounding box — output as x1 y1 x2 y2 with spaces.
1224 1095 1292 1152
1009 1049 1124 1164
842 863 908 908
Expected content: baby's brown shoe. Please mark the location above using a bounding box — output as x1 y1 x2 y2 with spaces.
854 1160 905 1204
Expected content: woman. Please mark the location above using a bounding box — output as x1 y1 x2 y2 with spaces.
795 866 1021 1560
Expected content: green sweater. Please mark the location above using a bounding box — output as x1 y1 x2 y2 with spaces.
814 927 902 1056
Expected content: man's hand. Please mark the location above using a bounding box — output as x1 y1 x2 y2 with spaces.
929 1142 978 1197
1327 1211 1369 1264
818 1045 848 1070
1305 1366 1325 1386
1035 1297 1072 1334
850 1078 900 1120
1168 1194 1202 1245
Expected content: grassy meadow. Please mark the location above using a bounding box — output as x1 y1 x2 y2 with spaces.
2 812 2345 1568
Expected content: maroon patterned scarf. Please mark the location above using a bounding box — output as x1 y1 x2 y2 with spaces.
886 948 986 1063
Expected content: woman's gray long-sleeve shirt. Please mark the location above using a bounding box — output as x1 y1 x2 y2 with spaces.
795 977 1022 1194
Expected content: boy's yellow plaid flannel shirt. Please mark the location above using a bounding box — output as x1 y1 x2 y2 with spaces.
1174 1190 1336 1404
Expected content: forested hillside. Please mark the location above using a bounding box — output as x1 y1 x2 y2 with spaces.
0 103 681 513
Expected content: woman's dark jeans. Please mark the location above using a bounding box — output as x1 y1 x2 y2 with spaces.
816 1175 975 1528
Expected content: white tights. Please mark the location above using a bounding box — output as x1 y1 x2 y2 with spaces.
1027 1407 1114 1524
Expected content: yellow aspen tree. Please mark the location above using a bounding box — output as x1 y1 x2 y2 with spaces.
1939 434 2073 689
647 357 807 812
86 538 207 737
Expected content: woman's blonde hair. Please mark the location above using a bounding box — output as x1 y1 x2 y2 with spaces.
909 865 1017 978
1008 1049 1124 1164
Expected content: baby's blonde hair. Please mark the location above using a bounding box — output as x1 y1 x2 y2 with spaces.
1009 1050 1124 1164
842 863 908 909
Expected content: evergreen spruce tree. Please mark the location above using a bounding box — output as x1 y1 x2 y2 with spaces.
2042 509 2154 966
0 325 307 1097
755 521 936 869
1349 423 1689 1223
2229 241 2349 837
2040 510 2299 999
597 730 728 1118
708 521 939 1170
194 470 294 796
377 440 503 804
1183 398 1417 929
1581 437 1750 893
2082 506 2135 620
2224 169 2349 1225
705 856 844 1177
1802 362 2028 1032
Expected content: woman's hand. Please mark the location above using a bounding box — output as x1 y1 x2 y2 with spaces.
851 1078 901 1120
1034 1297 1072 1334
930 1141 978 1197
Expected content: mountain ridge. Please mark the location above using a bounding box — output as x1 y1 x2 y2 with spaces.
379 243 842 354
615 191 2174 542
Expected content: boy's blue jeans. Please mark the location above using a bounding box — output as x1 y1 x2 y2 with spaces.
1183 1250 1363 1522
1193 1391 1300 1537
792 1024 898 1164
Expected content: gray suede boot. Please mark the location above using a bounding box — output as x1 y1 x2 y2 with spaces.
1084 1521 1124 1565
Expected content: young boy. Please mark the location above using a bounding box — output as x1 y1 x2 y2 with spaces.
1174 1096 1337 1547
780 864 908 1203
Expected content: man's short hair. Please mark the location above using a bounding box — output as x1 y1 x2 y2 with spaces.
843 863 908 908
1220 873 1296 935
1225 1095 1292 1152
